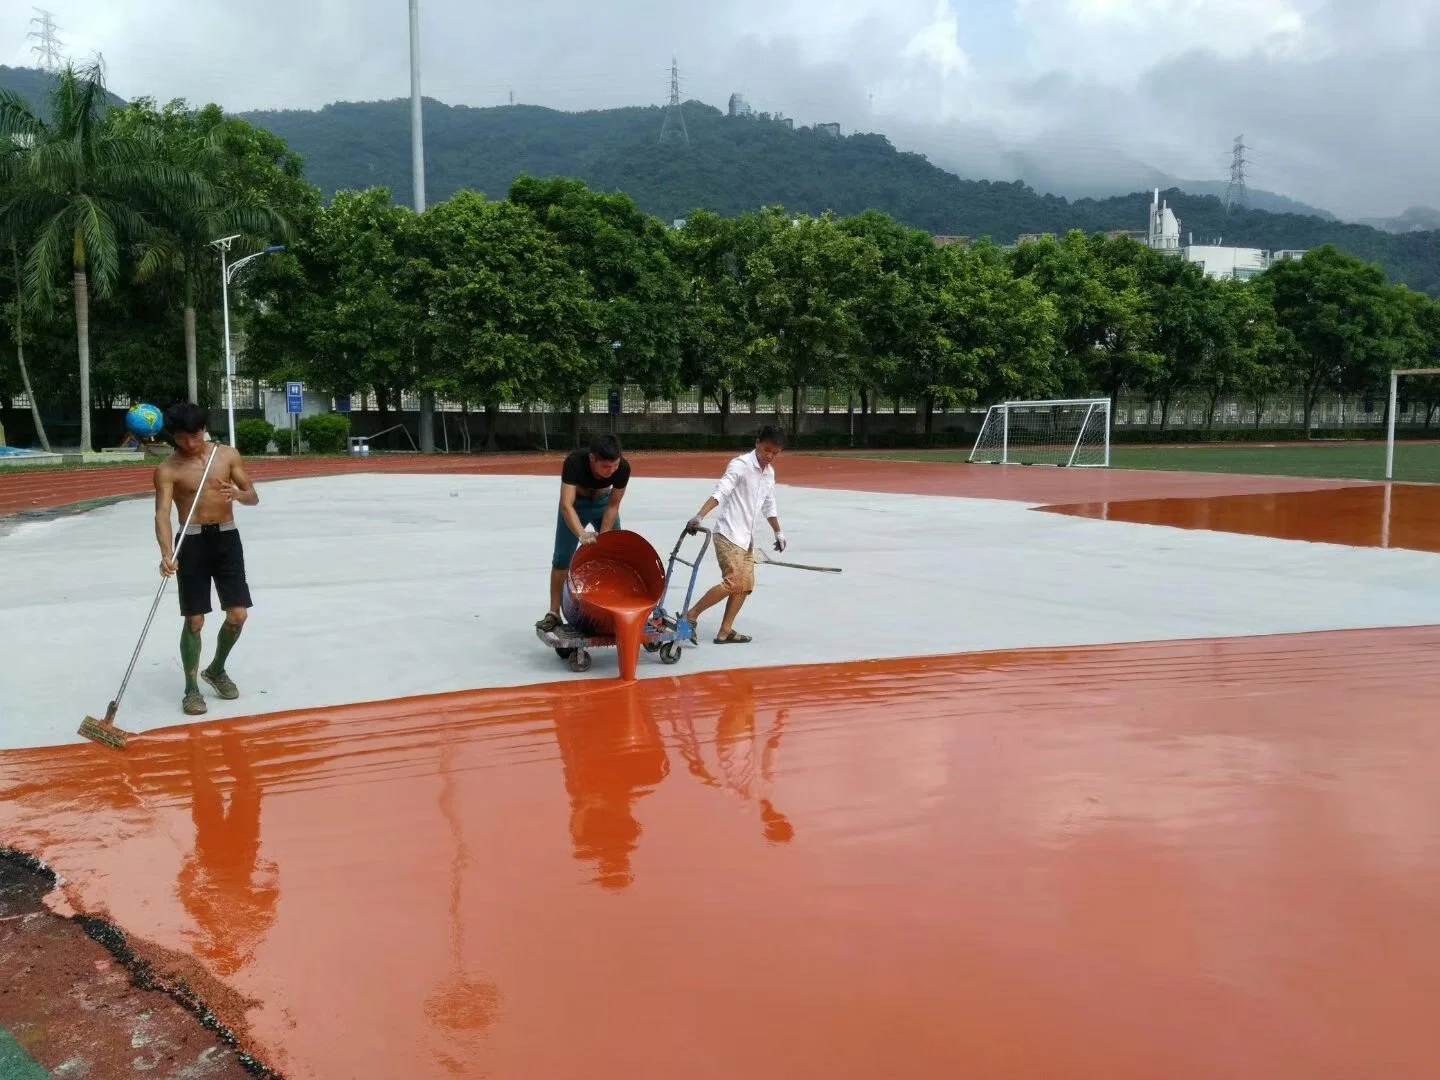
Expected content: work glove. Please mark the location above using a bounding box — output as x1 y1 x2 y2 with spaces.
686 516 703 535
773 531 787 553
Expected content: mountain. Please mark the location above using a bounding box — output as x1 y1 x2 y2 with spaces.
0 64 125 113
238 96 1440 295
1165 181 1335 221
1 66 1437 295
1359 206 1440 234
1019 170 1336 221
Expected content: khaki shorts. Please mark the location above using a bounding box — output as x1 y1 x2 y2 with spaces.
713 533 755 595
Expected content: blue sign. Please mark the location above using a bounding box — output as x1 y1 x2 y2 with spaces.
286 381 303 414
608 388 621 416
335 394 351 414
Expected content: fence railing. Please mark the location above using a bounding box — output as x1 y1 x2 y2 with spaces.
10 385 1437 429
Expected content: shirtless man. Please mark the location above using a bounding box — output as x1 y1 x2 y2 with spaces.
154 402 259 715
535 434 630 632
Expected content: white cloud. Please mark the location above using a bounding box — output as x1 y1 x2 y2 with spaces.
1 0 1437 218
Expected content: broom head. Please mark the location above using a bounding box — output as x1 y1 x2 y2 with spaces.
78 702 131 750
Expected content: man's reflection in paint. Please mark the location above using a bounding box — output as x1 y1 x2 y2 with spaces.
550 684 669 890
549 674 793 890
176 730 279 976
668 672 794 845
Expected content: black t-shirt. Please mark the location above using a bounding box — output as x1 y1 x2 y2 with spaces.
561 448 630 491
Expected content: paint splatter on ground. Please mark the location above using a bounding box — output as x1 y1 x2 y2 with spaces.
1 454 1437 1078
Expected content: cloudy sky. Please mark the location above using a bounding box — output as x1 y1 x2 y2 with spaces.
3 0 1436 219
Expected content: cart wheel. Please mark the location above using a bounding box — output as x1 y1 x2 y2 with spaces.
659 642 682 665
568 650 592 673
555 647 574 660
644 642 662 654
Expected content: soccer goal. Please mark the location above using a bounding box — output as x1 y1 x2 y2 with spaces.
1385 367 1440 479
969 398 1111 467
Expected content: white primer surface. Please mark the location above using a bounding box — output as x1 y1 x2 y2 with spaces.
2 473 1437 749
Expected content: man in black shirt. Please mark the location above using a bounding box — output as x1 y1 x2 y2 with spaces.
536 434 632 631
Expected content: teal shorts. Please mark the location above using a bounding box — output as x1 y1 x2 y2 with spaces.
552 495 619 570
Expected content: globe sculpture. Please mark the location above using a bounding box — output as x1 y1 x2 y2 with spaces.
125 403 164 440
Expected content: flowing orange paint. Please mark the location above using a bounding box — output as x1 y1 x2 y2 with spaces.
563 530 668 681
1043 482 1440 554
2 629 1439 1078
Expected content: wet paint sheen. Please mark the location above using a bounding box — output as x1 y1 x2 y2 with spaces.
1042 482 1440 554
2 629 1440 1078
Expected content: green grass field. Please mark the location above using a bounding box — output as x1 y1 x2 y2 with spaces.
829 441 1440 484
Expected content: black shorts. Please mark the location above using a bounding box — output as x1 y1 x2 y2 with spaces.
176 524 253 617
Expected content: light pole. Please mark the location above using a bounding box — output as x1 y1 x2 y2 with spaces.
409 0 435 452
212 236 285 445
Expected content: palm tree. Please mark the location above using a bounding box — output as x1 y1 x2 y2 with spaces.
0 61 208 452
129 109 291 403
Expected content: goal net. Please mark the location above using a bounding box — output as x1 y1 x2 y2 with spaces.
1385 367 1440 480
969 398 1111 467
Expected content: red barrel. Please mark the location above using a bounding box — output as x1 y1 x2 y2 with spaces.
560 530 666 636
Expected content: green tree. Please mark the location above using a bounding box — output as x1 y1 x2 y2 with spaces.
670 210 763 435
110 99 295 404
1191 278 1290 427
1009 232 1156 403
838 210 944 437
419 191 599 450
744 209 878 437
510 175 685 442
0 62 206 451
1388 286 1440 427
1261 246 1404 430
938 241 1062 411
245 187 425 441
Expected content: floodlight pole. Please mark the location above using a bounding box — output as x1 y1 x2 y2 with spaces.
409 0 435 452
212 236 286 445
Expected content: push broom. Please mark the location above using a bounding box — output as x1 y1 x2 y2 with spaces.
79 444 219 750
751 545 843 574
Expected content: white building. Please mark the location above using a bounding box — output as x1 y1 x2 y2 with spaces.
1146 189 1305 281
728 93 754 118
1184 245 1270 281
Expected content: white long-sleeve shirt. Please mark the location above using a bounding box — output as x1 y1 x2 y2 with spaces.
710 450 778 550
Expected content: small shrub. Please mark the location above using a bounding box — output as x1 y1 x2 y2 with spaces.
234 419 276 456
298 412 351 454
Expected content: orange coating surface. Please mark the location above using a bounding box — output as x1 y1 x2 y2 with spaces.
3 628 1440 1078
0 451 1356 516
1043 482 1440 554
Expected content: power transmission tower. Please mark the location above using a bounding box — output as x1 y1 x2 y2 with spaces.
28 8 65 72
1224 135 1249 211
659 57 689 146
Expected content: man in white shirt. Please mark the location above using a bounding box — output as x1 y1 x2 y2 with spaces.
682 426 787 644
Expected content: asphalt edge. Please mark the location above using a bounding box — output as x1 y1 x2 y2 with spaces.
0 847 286 1080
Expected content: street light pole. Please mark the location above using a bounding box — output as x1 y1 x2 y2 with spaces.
211 237 285 445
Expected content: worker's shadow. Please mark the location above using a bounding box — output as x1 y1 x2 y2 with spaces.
177 729 280 976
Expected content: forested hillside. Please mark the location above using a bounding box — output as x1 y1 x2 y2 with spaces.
2 65 1438 294
240 97 1440 295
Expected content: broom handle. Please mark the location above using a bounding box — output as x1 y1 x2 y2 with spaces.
108 444 220 713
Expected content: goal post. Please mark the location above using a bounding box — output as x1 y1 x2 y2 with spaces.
1386 368 1440 480
969 398 1111 467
